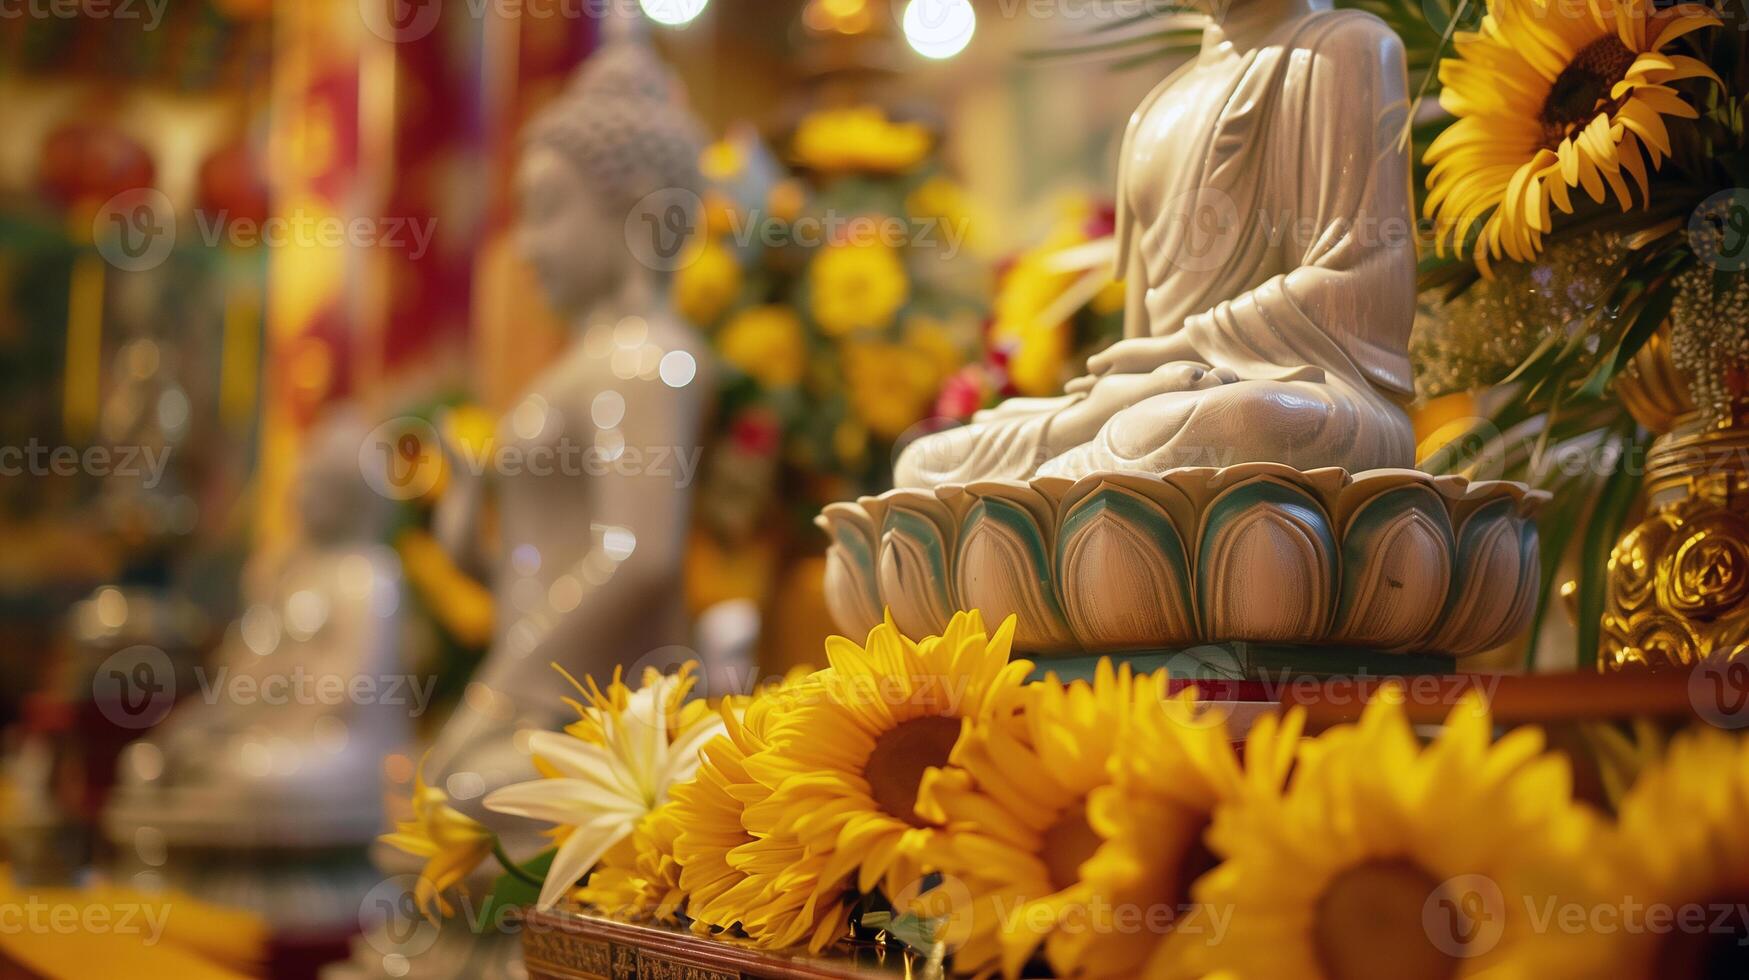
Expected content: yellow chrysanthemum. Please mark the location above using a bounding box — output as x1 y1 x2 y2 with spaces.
675 240 742 326
909 660 1168 978
1051 692 1303 979
1425 0 1721 268
378 761 496 919
793 106 933 174
670 676 816 936
718 305 808 389
700 138 745 182
841 340 941 441
1181 688 1598 980
574 803 686 923
810 241 909 337
736 611 1033 953
1577 727 1749 978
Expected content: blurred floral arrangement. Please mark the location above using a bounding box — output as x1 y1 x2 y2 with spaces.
385 611 1749 978
676 107 986 548
936 197 1128 422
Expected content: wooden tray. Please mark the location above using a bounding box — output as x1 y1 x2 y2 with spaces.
520 907 928 980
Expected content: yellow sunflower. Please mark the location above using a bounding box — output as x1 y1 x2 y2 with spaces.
575 802 686 923
1181 687 1599 980
1425 0 1720 268
1578 727 1749 978
809 241 909 337
909 660 1168 978
1051 691 1304 979
736 611 1034 953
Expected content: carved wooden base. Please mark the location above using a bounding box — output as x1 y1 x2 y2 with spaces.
819 464 1547 658
520 908 917 980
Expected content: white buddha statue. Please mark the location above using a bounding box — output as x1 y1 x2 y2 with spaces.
423 28 714 790
897 0 1417 487
107 412 407 893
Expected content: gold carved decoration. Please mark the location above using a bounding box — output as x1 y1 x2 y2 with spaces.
1604 337 1749 669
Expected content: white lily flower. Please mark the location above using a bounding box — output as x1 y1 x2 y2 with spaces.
484 672 725 910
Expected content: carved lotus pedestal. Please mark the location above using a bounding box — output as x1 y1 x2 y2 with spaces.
819 464 1548 662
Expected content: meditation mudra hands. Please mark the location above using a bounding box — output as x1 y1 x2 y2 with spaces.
896 0 1420 489
894 338 1414 486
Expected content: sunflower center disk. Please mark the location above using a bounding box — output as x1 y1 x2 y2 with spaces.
1040 802 1103 893
1540 35 1636 144
1312 860 1461 980
1655 891 1749 980
864 714 962 827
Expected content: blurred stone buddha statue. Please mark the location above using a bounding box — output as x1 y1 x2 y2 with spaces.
108 412 405 851
897 0 1417 487
425 29 714 785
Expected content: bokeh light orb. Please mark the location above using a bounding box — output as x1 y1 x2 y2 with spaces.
902 0 975 60
639 0 710 27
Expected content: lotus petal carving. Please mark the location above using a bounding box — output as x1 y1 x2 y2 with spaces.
816 464 1547 658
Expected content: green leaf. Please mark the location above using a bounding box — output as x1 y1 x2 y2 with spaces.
1585 278 1678 398
1574 429 1648 670
489 847 556 913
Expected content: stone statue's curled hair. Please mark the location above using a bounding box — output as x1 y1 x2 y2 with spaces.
525 40 705 218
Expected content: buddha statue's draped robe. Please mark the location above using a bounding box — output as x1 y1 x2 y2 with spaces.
896 9 1419 487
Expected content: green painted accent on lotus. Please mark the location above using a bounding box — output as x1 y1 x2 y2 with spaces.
1028 643 1460 684
1440 497 1516 622
959 497 1069 624
1335 486 1456 623
834 525 879 611
1057 488 1191 611
883 508 952 604
1196 479 1339 603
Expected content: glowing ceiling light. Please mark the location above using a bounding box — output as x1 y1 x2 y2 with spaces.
902 0 975 60
639 0 709 28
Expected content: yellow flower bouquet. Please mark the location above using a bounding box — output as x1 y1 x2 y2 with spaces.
387 610 1749 979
